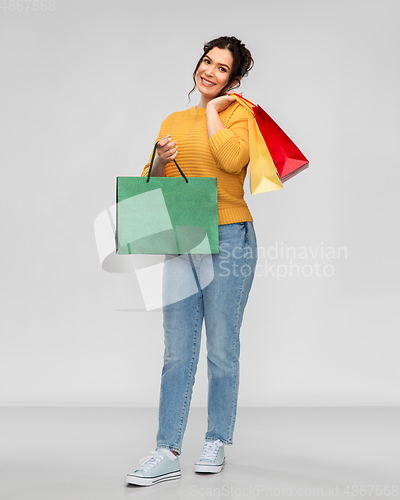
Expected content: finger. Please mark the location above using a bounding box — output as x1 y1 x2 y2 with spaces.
159 148 177 164
168 150 178 161
158 144 176 158
159 139 177 153
166 145 178 158
158 144 177 162
158 135 171 147
162 144 177 158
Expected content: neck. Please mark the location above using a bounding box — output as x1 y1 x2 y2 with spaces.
197 94 214 109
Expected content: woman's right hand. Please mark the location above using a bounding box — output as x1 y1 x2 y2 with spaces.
156 135 178 164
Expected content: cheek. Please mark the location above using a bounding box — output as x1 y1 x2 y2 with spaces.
218 72 230 86
198 62 207 74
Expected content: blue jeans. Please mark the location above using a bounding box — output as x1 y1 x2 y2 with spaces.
156 222 258 455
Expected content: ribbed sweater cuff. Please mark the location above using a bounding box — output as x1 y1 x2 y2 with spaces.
218 207 253 225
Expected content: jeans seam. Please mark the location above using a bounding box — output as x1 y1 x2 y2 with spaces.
175 292 202 446
226 293 242 443
226 223 252 443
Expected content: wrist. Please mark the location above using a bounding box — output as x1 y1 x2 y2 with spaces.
154 153 167 166
206 102 218 115
150 154 167 177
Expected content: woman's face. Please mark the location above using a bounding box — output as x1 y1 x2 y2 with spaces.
196 47 234 99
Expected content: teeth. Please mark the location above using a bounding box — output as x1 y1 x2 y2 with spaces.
201 77 215 86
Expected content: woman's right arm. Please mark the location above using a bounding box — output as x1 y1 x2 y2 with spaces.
148 136 178 177
141 124 178 177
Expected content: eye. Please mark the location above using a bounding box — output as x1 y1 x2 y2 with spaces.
204 58 210 64
219 67 227 72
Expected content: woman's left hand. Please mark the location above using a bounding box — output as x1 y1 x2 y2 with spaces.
207 92 242 113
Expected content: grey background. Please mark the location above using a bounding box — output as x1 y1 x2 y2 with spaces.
0 0 399 406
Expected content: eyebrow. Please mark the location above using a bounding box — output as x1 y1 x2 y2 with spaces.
204 55 231 70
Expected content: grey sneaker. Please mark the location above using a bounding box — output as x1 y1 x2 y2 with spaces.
194 439 225 473
126 449 181 486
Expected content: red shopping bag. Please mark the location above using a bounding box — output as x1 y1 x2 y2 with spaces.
231 94 309 183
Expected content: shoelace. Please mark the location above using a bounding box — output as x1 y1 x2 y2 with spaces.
198 439 224 461
137 451 164 472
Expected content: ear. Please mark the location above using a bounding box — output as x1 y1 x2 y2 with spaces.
229 76 242 89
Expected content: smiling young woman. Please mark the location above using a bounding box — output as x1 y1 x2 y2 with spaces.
125 36 257 487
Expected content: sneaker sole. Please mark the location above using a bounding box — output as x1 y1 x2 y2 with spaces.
125 470 181 486
194 460 225 473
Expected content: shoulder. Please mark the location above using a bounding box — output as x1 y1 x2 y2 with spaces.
162 107 192 124
156 108 192 135
221 100 254 124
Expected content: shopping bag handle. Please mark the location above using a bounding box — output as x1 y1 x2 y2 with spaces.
230 93 255 115
147 141 188 183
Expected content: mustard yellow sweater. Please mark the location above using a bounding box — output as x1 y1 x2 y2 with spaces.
141 101 254 225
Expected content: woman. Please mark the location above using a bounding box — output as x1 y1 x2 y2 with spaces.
126 35 258 486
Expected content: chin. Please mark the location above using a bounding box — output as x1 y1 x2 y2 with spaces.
197 76 220 97
200 89 219 99
200 87 221 100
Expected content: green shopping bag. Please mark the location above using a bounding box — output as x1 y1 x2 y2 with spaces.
116 142 219 254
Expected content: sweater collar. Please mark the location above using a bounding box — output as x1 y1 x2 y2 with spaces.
190 106 207 116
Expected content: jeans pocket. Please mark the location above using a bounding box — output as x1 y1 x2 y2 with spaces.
239 221 249 244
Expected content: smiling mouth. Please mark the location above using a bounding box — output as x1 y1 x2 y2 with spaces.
201 77 216 87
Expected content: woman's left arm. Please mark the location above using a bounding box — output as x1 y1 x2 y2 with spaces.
206 96 251 174
206 96 233 138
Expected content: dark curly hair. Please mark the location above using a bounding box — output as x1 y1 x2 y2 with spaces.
188 35 254 101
